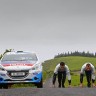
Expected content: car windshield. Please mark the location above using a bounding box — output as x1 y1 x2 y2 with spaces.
1 53 38 61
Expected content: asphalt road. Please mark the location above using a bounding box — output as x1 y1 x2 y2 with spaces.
0 87 96 96
0 78 96 96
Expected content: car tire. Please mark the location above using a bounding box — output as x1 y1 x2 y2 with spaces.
3 84 9 89
37 78 43 88
0 84 2 89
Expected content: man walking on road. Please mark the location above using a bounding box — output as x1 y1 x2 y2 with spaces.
80 62 96 88
52 62 71 88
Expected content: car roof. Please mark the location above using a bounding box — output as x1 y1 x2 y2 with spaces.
5 51 36 55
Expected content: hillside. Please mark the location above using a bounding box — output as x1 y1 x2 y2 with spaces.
42 56 96 87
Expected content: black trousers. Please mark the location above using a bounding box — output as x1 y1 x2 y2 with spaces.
85 70 92 87
58 71 66 88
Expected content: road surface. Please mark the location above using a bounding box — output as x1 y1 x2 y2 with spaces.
0 78 96 96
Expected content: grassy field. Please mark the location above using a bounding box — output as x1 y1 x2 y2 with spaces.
42 56 96 87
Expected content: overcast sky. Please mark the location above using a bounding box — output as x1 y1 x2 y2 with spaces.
0 0 96 61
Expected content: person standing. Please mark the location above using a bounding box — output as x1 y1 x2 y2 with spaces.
52 62 71 88
80 62 96 87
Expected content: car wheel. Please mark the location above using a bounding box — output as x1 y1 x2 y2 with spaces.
0 84 2 89
37 78 43 88
3 84 9 89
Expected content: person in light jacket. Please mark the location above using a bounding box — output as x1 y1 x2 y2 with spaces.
80 62 96 87
52 62 71 88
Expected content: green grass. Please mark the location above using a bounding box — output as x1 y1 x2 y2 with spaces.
11 83 36 88
43 56 96 72
65 72 87 87
42 56 96 87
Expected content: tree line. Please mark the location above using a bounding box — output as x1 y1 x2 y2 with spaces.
54 51 96 58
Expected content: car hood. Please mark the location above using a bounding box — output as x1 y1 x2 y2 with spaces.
0 61 37 70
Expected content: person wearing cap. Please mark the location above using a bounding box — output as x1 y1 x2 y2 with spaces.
52 62 71 88
80 62 96 87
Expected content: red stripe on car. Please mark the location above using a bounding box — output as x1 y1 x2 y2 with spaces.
3 64 33 67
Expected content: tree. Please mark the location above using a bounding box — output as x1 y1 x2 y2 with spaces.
3 49 14 55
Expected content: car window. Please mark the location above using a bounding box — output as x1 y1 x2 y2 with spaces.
1 53 38 61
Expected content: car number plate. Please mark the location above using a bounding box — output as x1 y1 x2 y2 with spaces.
11 72 25 76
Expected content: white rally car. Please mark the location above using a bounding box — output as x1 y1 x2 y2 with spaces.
0 51 43 88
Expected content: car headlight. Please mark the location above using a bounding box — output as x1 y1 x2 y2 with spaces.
32 65 39 70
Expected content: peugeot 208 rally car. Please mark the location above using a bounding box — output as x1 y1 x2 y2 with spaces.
0 51 43 88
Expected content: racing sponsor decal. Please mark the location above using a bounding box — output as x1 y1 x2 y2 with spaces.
2 63 33 67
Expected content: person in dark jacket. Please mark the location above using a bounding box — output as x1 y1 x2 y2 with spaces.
80 62 96 87
52 62 71 88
